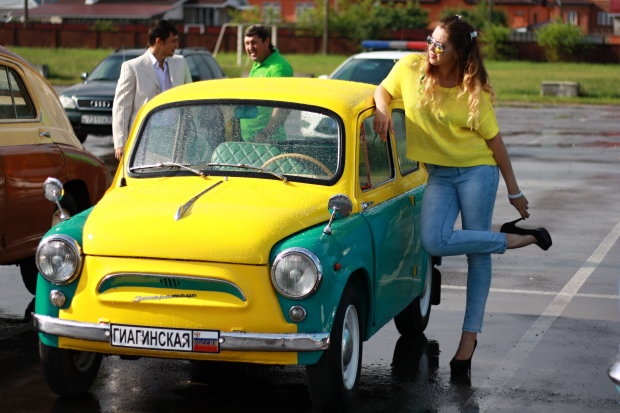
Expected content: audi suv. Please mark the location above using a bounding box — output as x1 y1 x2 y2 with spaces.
59 48 226 143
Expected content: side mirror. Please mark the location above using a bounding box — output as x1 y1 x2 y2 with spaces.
323 194 352 235
43 177 68 222
81 72 88 81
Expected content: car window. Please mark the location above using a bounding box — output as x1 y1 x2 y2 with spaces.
186 55 215 81
130 102 341 184
392 109 418 175
202 55 224 78
331 58 397 85
88 54 137 81
0 65 35 120
359 115 394 190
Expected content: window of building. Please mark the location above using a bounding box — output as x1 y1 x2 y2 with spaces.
566 10 578 26
597 12 613 26
295 2 314 20
262 2 282 23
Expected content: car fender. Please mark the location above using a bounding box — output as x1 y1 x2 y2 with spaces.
35 208 93 347
269 213 374 365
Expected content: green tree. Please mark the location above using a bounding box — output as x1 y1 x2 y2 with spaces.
440 2 506 30
480 24 514 60
297 0 428 45
536 20 585 62
375 2 428 31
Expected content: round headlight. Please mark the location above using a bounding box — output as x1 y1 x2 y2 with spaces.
36 235 82 284
271 248 322 299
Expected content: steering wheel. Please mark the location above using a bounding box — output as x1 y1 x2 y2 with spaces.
262 153 332 176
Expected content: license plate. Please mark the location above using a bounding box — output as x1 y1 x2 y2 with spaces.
81 114 112 125
110 324 220 353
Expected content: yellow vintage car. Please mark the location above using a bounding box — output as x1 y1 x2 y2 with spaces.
34 77 440 412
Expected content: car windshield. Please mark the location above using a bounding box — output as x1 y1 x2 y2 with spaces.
129 102 342 184
88 54 139 81
331 58 398 85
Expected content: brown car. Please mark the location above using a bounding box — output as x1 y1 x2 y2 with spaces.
0 46 110 293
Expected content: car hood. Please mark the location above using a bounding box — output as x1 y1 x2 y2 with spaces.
61 80 116 97
82 178 334 265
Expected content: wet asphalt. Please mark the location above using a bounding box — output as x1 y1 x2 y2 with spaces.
0 103 619 412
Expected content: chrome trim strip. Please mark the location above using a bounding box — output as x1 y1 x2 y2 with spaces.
34 314 110 342
33 314 330 352
96 272 246 301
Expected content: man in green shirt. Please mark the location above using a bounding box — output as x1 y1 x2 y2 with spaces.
241 25 293 141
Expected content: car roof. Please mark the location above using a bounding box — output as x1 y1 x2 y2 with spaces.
110 47 213 57
145 77 377 116
347 50 422 60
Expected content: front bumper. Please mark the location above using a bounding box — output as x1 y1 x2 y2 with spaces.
34 314 330 352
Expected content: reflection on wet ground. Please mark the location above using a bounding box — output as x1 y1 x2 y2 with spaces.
0 325 485 413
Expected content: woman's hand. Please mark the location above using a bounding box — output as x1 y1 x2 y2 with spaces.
373 108 393 142
373 86 394 141
510 194 530 219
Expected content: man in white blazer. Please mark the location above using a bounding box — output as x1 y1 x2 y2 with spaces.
112 20 192 160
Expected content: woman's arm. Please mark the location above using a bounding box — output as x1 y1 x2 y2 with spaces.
373 85 394 141
486 133 530 219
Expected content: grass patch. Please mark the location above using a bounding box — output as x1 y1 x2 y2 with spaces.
214 52 348 78
11 46 112 84
486 60 620 105
7 46 620 104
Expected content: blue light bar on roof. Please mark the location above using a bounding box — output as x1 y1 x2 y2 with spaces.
361 40 427 51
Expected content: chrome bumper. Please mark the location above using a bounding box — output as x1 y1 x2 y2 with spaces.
33 314 329 352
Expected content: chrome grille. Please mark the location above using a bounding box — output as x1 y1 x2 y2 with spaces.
76 98 113 110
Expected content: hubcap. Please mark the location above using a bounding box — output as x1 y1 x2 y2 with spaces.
341 304 360 390
419 261 432 318
73 351 95 372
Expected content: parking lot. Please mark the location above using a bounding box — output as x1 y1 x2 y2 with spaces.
1 102 619 412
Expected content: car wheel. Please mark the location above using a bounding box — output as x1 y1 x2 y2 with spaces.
394 257 435 337
307 283 365 412
39 341 102 397
75 132 88 143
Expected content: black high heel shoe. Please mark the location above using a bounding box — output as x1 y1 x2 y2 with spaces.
450 340 477 378
500 218 552 251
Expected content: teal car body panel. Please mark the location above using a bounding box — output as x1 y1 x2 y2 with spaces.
35 207 93 347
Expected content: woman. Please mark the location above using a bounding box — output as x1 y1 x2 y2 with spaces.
373 15 552 378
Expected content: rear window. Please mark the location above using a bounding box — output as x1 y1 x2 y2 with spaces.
0 65 36 120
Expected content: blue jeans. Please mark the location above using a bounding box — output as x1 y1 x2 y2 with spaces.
421 164 507 333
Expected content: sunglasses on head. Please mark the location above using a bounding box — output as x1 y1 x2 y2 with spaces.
426 36 445 55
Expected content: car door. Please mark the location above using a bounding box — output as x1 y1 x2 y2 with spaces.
0 60 64 262
356 108 417 328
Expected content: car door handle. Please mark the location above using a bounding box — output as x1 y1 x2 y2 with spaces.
361 201 374 210
39 131 51 139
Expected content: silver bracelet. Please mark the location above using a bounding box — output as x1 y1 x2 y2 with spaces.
508 192 524 199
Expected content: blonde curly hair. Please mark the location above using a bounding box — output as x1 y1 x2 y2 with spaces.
417 16 494 129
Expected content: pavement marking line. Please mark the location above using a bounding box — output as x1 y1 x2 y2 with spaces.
442 285 619 300
474 218 620 409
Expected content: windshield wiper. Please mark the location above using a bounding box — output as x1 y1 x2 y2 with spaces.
203 162 288 183
129 162 206 177
175 180 224 221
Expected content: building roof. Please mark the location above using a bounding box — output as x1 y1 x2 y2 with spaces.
611 0 620 13
14 0 184 19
